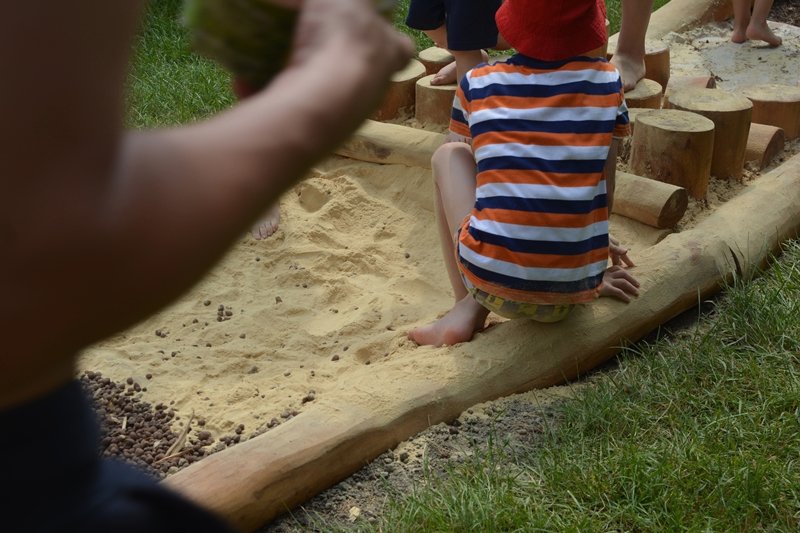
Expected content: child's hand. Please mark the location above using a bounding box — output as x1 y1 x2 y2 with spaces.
599 265 640 303
609 235 634 268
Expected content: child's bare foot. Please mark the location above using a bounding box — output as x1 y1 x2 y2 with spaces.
747 21 782 47
731 26 748 43
251 204 281 240
430 61 457 86
408 295 489 347
610 53 646 91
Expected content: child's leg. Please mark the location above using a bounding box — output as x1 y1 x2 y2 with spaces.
611 0 653 91
409 142 489 347
731 0 751 42
747 0 781 46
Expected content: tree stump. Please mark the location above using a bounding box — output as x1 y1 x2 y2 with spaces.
415 74 457 127
627 108 658 134
625 78 663 109
630 109 715 199
644 39 671 91
613 171 689 228
371 59 426 121
663 75 715 107
417 46 454 77
745 123 785 170
666 88 753 179
740 84 800 140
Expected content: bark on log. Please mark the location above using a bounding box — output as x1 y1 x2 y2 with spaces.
165 150 800 532
625 78 664 109
644 40 671 91
746 123 785 170
740 84 800 140
417 46 454 77
371 59 426 121
415 74 457 127
630 109 715 199
334 120 444 169
613 171 689 228
666 88 753 179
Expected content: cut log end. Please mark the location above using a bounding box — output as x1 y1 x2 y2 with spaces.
415 74 457 127
666 87 753 179
740 83 800 140
630 109 715 199
418 46 454 76
644 39 671 90
371 58 426 121
745 123 785 170
625 78 664 109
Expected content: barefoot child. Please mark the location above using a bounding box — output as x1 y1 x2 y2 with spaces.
732 0 782 47
405 0 510 86
409 0 640 347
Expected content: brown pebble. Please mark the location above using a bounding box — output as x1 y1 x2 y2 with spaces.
203 300 211 306
331 354 339 361
145 373 152 380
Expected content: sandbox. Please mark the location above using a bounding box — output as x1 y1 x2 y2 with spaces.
78 0 800 530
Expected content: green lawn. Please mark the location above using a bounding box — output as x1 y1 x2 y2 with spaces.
128 1 800 530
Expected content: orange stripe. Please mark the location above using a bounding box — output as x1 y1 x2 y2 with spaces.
469 92 620 112
449 120 470 138
477 169 604 188
472 131 612 150
472 207 608 228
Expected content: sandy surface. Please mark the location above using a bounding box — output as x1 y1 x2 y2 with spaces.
79 17 800 453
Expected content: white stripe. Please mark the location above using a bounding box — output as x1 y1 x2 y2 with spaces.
459 243 608 283
475 142 609 161
476 182 606 201
470 217 608 243
470 105 618 125
469 68 619 89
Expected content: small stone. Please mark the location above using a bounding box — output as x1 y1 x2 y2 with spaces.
203 300 211 306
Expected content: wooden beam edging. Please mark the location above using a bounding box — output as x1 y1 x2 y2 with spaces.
644 0 733 40
165 150 800 532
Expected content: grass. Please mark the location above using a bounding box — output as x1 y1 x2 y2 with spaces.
336 242 800 532
125 1 800 530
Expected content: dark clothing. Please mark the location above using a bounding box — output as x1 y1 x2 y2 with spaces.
405 0 503 50
1 380 236 533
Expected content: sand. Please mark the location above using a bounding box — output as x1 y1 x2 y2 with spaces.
78 18 800 444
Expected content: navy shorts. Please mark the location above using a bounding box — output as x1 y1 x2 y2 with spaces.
1 380 236 533
405 0 503 51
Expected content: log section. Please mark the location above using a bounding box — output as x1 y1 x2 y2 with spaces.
663 75 716 107
630 109 715 199
415 74 457 127
745 123 785 170
371 59 426 121
740 84 800 140
613 171 688 228
334 120 444 169
644 39 671 90
666 88 753 179
417 46 454 76
625 78 663 109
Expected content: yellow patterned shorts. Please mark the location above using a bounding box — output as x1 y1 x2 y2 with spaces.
460 272 573 322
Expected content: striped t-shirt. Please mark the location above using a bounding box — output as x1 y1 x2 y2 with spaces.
451 54 630 305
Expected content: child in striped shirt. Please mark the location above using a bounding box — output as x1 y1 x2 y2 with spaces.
409 0 640 347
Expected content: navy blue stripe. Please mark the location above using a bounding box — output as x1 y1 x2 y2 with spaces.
475 194 607 215
451 106 467 124
505 53 609 70
468 226 608 255
461 259 605 294
479 156 606 174
470 80 621 100
472 119 618 136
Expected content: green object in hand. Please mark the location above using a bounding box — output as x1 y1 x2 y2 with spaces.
183 0 397 90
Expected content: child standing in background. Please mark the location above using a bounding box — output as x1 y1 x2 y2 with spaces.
731 0 782 47
405 0 510 86
409 0 639 347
